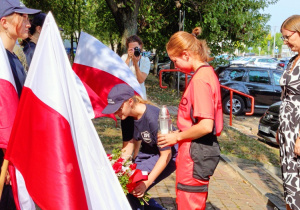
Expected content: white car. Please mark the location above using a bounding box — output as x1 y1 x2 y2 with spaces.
230 57 253 65
245 57 278 69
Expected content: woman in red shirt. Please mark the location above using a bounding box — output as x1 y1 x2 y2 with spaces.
158 27 223 210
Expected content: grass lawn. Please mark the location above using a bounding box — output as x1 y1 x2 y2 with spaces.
94 73 280 167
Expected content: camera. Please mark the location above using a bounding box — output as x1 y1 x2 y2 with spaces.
134 47 141 57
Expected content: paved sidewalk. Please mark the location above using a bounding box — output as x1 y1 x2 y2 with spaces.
160 106 286 209
149 159 276 210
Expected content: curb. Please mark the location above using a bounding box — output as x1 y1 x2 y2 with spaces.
220 155 285 210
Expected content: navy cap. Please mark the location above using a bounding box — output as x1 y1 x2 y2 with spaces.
102 84 135 114
0 0 41 19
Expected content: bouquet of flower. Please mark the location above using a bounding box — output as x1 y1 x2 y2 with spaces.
107 149 151 205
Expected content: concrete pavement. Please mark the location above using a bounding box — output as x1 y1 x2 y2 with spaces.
151 106 286 209
149 158 280 210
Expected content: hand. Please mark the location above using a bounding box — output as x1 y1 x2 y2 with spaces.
157 132 178 148
132 54 141 66
128 48 134 57
132 181 147 198
294 136 300 156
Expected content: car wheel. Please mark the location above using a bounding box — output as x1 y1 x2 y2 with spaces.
223 95 245 115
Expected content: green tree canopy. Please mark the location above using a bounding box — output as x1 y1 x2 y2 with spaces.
23 0 279 58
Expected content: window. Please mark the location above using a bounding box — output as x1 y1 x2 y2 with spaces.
248 70 270 84
258 59 267 63
267 59 276 63
273 71 282 85
228 69 245 81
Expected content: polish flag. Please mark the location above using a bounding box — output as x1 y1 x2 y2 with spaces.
5 12 131 210
0 38 18 149
1 35 34 210
72 32 144 120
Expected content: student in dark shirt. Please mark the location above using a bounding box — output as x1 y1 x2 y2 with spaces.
103 83 177 210
21 13 46 69
0 0 40 209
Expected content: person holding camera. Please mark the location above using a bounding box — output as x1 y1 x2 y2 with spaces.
121 35 150 99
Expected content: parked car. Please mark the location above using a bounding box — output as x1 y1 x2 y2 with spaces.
216 66 283 115
230 57 253 65
244 57 278 69
277 57 291 70
257 101 281 145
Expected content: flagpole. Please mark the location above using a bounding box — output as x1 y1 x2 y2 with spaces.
0 159 9 199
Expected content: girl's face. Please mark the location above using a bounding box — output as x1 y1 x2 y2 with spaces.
169 51 193 73
281 28 300 53
5 13 31 40
114 100 131 120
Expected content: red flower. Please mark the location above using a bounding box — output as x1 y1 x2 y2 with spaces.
112 162 122 173
116 157 124 163
107 154 112 160
126 182 137 193
129 163 137 170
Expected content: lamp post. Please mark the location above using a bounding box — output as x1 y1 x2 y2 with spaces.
176 1 185 96
273 26 276 57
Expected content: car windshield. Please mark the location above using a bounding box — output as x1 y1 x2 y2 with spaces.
243 57 252 61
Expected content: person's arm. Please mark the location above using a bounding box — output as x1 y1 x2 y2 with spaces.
121 139 134 161
132 148 172 198
157 118 214 148
121 117 136 160
133 140 141 160
1 149 10 185
132 56 150 84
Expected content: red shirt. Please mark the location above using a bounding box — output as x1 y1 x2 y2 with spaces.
177 65 223 136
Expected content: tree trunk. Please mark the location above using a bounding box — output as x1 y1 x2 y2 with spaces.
105 0 141 56
70 34 75 62
109 33 115 52
153 53 159 76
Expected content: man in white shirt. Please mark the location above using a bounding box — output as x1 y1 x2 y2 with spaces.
121 35 150 100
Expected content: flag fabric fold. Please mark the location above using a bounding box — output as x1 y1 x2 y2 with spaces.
0 33 35 210
73 32 144 120
0 38 19 149
5 12 131 210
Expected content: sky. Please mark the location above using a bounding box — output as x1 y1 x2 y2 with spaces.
262 0 300 34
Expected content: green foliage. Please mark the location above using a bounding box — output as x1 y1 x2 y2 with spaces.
137 0 279 56
146 75 181 106
23 0 279 56
111 148 122 160
245 32 284 56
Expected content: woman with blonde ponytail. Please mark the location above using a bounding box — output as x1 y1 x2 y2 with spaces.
157 27 223 210
102 83 178 210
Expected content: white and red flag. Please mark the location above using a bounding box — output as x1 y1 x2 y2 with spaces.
5 12 131 210
73 32 144 120
0 34 35 210
0 38 19 149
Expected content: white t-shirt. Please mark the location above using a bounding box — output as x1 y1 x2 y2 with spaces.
121 54 150 99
